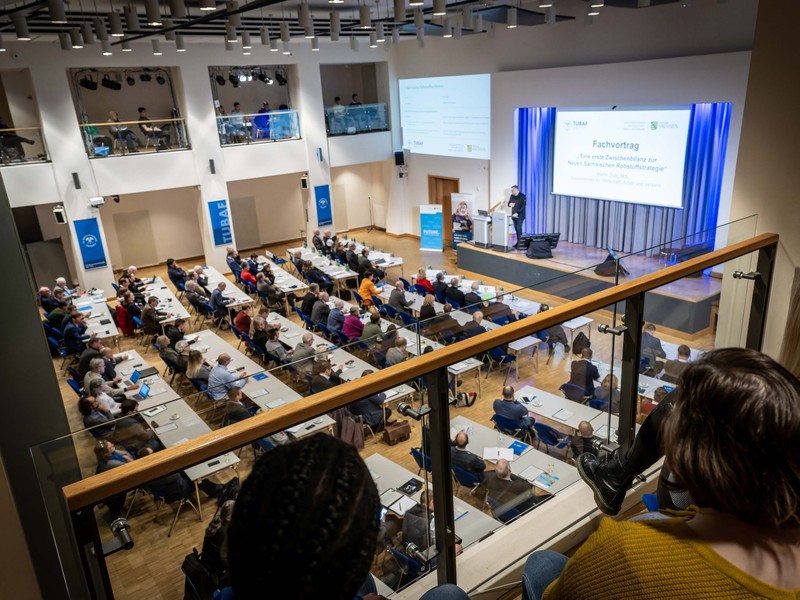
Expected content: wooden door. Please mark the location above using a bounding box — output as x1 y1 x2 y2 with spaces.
427 176 460 248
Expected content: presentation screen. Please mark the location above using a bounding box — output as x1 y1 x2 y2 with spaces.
399 73 491 160
552 107 692 208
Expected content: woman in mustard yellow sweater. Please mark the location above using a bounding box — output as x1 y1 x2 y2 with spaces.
523 348 800 600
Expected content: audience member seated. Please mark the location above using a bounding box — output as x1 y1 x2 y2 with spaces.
485 458 539 518
200 500 235 587
134 448 196 500
419 294 437 324
464 282 483 307
224 387 250 425
225 435 471 600
342 306 364 341
311 229 324 252
593 373 621 414
79 397 115 439
389 280 412 313
451 430 486 482
250 317 268 353
48 300 70 330
207 354 247 402
121 290 143 319
78 337 106 379
114 399 161 453
246 254 260 276
662 344 692 383
240 267 257 287
569 347 600 396
300 283 320 315
63 313 92 354
138 106 171 149
54 276 80 298
166 258 187 287
210 282 234 325
357 271 381 307
107 111 143 152
379 324 398 354
322 230 337 255
190 265 211 293
385 336 409 365
292 333 316 375
183 281 209 315
302 261 333 294
227 248 244 277
84 357 133 398
333 241 348 264
142 296 172 336
569 420 597 459
265 328 291 363
157 334 182 367
186 350 211 387
416 268 434 293
535 304 570 353
95 439 133 473
462 310 487 337
360 310 383 347
256 272 285 307
165 318 188 348
38 286 59 313
310 359 343 392
291 250 305 275
641 322 667 373
310 292 331 325
233 306 252 333
525 348 800 600
402 490 465 561
327 299 346 331
346 243 360 272
88 378 122 415
445 277 467 307
348 369 392 429
493 385 535 432
432 272 448 298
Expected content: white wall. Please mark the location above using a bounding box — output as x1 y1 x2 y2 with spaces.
34 202 78 283
320 63 379 106
328 130 392 168
330 161 391 231
227 174 307 245
97 187 204 268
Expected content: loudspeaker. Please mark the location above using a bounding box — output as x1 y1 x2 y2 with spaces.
209 159 216 174
594 254 630 277
300 175 309 189
72 172 81 189
525 240 553 259
53 205 67 224
394 151 406 166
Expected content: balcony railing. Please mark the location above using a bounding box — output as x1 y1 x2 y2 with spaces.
325 102 388 136
79 117 190 158
216 109 301 146
33 221 778 599
0 126 49 165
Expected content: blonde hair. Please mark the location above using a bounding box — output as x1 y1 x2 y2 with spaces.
601 373 618 390
423 294 435 307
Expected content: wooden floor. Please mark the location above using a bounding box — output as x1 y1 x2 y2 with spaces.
52 228 716 600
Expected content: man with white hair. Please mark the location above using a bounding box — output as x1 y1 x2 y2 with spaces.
322 229 336 255
207 353 247 402
119 265 142 287
445 277 466 307
310 292 331 325
464 281 483 307
184 280 209 313
311 229 324 252
292 332 316 375
210 281 233 324
327 299 346 331
462 310 487 337
55 277 80 298
389 280 412 313
484 458 538 517
38 287 59 312
192 265 210 290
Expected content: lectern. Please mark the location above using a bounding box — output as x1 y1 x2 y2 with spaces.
473 214 491 248
491 211 512 252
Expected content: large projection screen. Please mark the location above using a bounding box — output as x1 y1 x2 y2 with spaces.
399 74 491 160
552 107 692 208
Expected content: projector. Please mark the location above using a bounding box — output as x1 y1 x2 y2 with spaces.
89 196 105 208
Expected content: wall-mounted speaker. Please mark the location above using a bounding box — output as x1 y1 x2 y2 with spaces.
209 159 216 174
53 205 68 224
300 174 309 189
72 172 81 189
394 151 405 166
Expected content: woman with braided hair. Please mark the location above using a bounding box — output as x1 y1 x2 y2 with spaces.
226 434 470 600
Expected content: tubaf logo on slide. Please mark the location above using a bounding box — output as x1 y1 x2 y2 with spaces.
82 234 98 248
650 121 659 130
318 197 329 208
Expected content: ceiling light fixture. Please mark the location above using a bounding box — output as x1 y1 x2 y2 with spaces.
298 3 310 28
169 0 187 19
369 31 377 47
392 27 400 44
359 5 372 29
13 14 31 41
140 71 152 81
59 32 71 50
121 39 132 51
376 22 385 42
413 8 424 31
226 22 238 42
124 6 141 31
408 0 423 7
350 35 359 51
305 24 315 38
330 10 341 40
311 37 320 51
538 0 553 8
587 4 600 15
163 18 175 40
242 30 252 48
474 14 483 32
507 7 517 28
46 0 68 24
199 0 216 11
280 21 290 42
329 0 344 4
145 0 162 26
432 0 446 17
229 73 238 86
81 22 95 44
215 73 226 85
156 72 166 84
591 0 604 5
94 17 109 41
152 39 162 55
109 11 124 36
227 1 241 26
394 0 405 21
282 40 291 55
442 16 452 37
260 26 269 45
270 37 279 51
462 9 473 30
101 39 113 55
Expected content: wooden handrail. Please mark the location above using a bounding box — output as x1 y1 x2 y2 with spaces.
61 232 778 511
80 118 185 128
0 127 42 133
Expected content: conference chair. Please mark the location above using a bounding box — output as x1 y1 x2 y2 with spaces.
370 349 390 369
47 336 72 372
149 487 202 538
351 290 364 305
412 283 429 296
559 382 589 403
398 311 419 332
389 548 428 588
452 464 482 497
485 346 516 384
382 303 401 323
434 290 447 304
399 277 412 290
533 423 572 457
491 413 534 445
66 379 87 399
587 398 609 411
410 447 433 475
228 324 245 350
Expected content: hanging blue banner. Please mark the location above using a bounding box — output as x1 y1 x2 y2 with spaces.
208 200 233 247
315 184 333 227
73 218 108 270
420 205 443 252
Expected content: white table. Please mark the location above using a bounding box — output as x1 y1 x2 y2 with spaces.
203 265 255 308
514 385 602 434
141 276 191 325
561 316 593 350
451 416 581 495
185 328 262 375
74 294 120 349
257 255 309 295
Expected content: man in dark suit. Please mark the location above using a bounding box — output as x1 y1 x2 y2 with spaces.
310 292 331 325
348 369 390 428
451 430 485 482
641 323 667 373
311 359 343 393
484 459 538 518
507 185 527 249
493 385 535 431
224 387 251 425
445 277 466 307
388 280 412 313
209 282 233 322
432 272 448 298
346 243 360 272
300 283 320 315
311 229 325 252
166 258 187 288
462 311 487 338
464 282 483 307
663 344 692 383
165 319 188 348
570 347 601 396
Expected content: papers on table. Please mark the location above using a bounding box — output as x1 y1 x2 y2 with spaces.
384 389 399 399
552 408 574 422
451 361 469 371
380 489 419 516
483 447 515 462
532 472 560 490
154 422 178 434
519 465 544 483
265 398 287 409
249 388 269 398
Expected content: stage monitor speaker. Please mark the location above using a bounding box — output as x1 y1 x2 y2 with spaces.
394 151 406 166
594 253 631 277
525 240 553 259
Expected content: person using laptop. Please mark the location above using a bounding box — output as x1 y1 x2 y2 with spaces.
207 354 247 402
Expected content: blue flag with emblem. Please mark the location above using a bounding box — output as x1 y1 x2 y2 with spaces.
315 184 333 227
73 218 108 270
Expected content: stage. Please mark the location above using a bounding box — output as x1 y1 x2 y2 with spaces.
457 241 721 336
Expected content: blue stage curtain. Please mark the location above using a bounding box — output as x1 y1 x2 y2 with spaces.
514 103 732 255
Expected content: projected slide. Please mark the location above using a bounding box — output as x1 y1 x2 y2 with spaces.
552 107 691 208
399 74 491 160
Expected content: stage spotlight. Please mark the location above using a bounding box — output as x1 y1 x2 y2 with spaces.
257 71 272 84
229 73 239 87
215 74 226 86
79 74 98 90
101 74 122 90
275 69 288 86
246 71 253 82
139 72 152 82
126 74 135 86
156 73 166 85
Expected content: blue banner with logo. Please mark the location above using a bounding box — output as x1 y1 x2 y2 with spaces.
73 218 107 270
208 200 233 246
315 184 333 227
420 205 443 252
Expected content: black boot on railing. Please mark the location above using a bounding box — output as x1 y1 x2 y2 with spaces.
577 452 643 516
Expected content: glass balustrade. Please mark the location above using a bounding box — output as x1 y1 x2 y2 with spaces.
216 109 301 146
80 117 190 158
325 102 388 136
0 125 49 165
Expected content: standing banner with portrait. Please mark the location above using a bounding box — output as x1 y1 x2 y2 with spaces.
451 192 474 249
